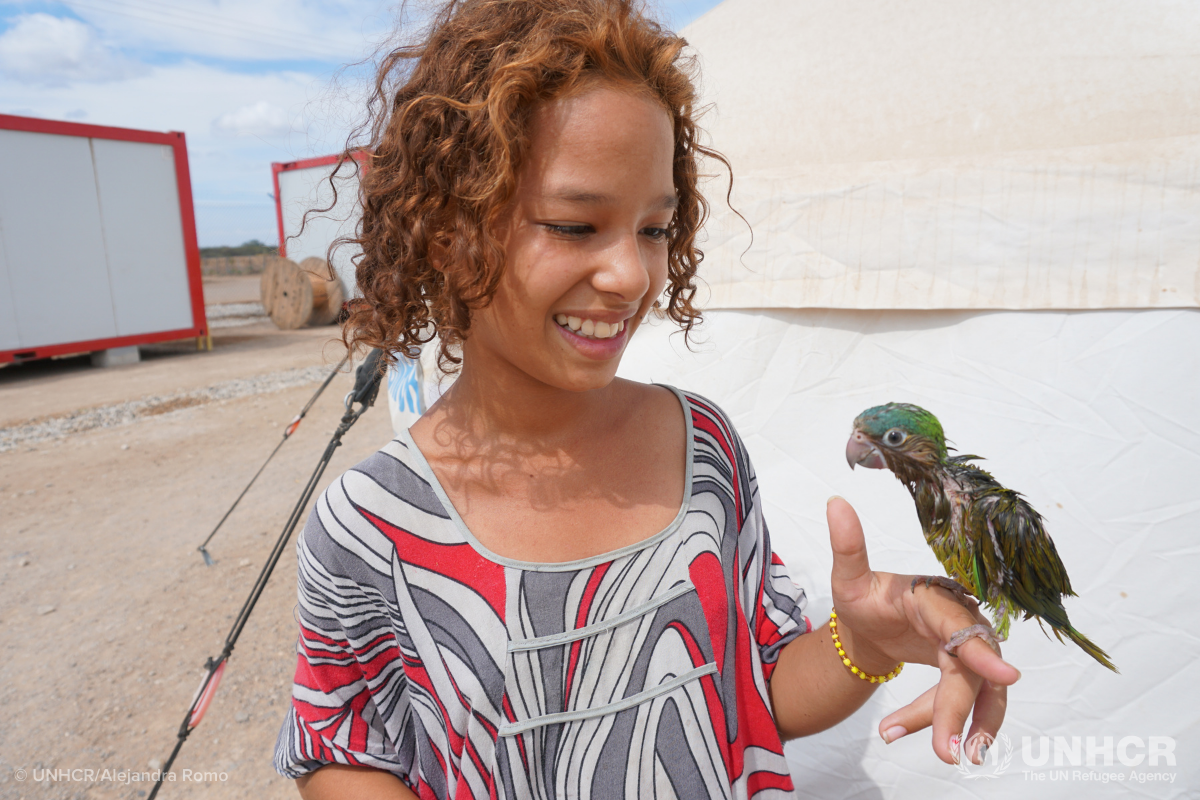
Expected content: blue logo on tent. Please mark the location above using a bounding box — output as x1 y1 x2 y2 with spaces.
387 353 424 414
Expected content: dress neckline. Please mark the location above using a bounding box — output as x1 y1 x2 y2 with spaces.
399 384 695 573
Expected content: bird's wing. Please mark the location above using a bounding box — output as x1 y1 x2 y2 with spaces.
970 484 1077 619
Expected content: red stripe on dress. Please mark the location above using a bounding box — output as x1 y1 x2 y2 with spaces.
665 619 736 781
360 508 507 620
746 767 795 795
564 563 610 704
689 552 730 674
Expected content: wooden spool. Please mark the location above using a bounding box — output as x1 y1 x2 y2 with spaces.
300 257 346 326
260 257 345 329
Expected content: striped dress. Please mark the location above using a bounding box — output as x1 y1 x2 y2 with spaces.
275 388 810 799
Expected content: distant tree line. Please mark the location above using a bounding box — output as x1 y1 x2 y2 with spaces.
199 240 279 258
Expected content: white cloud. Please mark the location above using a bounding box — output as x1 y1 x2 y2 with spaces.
0 0 720 244
213 100 294 137
61 0 396 64
0 13 143 85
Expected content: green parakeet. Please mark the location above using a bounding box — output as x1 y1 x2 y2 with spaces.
846 402 1118 672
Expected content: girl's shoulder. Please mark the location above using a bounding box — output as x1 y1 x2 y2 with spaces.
637 384 758 501
298 434 456 567
619 380 737 431
613 380 749 468
661 385 752 460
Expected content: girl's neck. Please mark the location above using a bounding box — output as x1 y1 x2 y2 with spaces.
407 353 686 564
430 352 621 454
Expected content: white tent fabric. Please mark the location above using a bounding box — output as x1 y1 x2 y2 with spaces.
617 1 1200 795
617 309 1197 797
685 0 1200 310
380 1 1198 793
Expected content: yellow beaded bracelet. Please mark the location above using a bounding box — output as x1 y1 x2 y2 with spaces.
829 609 904 684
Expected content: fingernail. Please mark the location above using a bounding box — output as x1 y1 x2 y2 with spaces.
949 733 961 755
979 743 989 762
881 725 907 744
827 495 844 505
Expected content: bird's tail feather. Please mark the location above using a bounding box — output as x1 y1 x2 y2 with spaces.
1038 610 1119 673
1065 626 1119 673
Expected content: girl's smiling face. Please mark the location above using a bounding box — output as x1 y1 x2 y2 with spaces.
462 84 677 393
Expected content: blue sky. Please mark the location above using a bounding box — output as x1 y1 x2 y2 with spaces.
0 0 724 247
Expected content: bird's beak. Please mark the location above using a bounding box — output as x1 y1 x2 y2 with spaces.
846 431 887 470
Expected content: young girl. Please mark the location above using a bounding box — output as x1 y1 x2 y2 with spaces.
275 1 1020 797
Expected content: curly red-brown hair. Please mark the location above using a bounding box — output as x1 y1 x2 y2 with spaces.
337 0 724 370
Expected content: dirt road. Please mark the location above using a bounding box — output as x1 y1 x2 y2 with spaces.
0 313 396 799
199 276 262 307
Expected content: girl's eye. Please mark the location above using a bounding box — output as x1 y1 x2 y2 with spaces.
543 224 592 237
885 429 906 446
641 227 669 242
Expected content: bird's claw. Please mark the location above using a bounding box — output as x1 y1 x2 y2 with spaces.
910 575 978 610
944 624 1006 657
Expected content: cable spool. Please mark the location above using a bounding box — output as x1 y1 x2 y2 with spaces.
300 257 346 325
260 257 345 329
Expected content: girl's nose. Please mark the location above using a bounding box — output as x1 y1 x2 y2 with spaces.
594 234 652 301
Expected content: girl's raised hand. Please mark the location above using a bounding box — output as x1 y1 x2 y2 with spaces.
826 496 1021 765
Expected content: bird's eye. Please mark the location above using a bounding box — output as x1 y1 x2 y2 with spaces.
885 429 906 446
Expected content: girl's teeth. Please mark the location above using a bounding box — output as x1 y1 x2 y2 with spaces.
555 316 626 339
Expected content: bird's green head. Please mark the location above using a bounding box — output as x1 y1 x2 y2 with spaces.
847 402 948 473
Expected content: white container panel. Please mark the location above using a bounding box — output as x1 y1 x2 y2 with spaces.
278 163 361 297
0 229 19 350
91 138 193 336
0 129 116 348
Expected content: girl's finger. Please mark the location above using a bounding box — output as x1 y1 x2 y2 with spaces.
954 635 1021 686
930 652 984 764
827 497 874 604
878 684 936 744
913 587 1021 685
964 679 1008 764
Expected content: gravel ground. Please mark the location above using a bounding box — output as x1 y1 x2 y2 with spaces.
0 328 396 800
206 304 270 329
0 365 336 453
